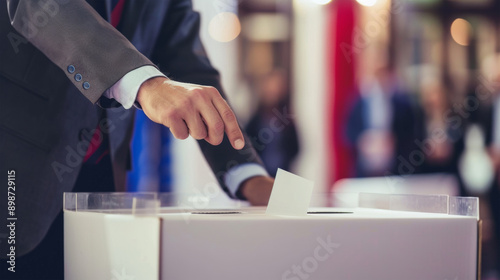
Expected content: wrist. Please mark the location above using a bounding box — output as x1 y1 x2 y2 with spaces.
137 76 168 106
237 176 274 206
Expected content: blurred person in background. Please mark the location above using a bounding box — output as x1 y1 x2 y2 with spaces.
347 65 417 177
482 54 500 183
474 53 500 277
245 69 299 177
415 76 463 174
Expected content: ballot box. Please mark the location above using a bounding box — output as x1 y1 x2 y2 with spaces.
64 192 480 280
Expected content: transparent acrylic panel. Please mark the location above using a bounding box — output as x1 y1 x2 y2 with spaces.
358 193 449 214
64 192 161 214
449 196 479 217
64 192 246 215
64 192 479 218
358 193 479 219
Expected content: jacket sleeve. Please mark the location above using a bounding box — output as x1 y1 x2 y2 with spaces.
150 0 265 198
6 0 154 104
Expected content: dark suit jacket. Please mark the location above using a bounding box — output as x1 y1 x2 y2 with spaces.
346 91 418 176
0 0 262 256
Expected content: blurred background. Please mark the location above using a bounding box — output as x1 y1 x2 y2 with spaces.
125 0 500 277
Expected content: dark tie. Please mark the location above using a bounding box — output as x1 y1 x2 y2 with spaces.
110 0 125 28
83 0 126 164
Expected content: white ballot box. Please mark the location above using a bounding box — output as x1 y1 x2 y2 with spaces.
64 192 480 280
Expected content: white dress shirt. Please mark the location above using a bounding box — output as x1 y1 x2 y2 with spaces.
104 66 268 197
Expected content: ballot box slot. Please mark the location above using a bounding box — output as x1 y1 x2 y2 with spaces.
191 211 243 214
307 211 353 214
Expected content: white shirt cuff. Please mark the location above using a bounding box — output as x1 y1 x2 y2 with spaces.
224 163 269 198
104 65 166 109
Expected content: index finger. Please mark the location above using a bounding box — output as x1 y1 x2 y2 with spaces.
212 96 245 150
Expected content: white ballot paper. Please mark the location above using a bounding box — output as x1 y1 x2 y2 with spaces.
266 168 314 216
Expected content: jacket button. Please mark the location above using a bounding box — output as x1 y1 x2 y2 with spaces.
67 65 75 74
83 82 90 90
75 74 82 82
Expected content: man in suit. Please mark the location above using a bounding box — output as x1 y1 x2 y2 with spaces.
0 0 274 278
346 66 418 177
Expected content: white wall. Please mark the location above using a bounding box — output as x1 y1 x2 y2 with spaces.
292 0 329 196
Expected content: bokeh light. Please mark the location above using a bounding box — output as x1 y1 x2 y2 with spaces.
356 0 378 7
208 12 241 43
450 18 473 46
308 0 332 5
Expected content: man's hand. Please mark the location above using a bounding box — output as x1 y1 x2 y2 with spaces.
239 176 274 206
137 77 245 150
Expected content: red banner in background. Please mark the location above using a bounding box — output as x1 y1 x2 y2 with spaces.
328 0 358 190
